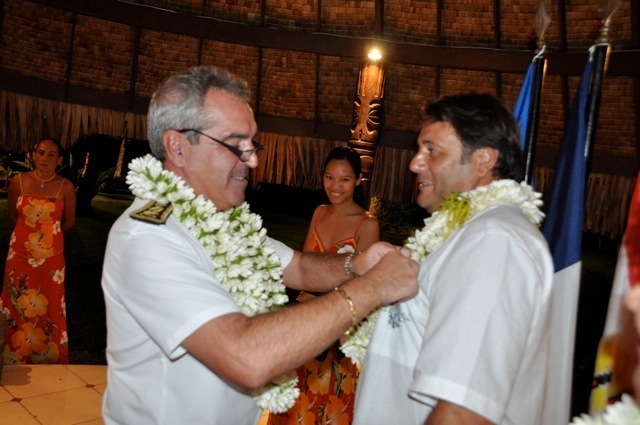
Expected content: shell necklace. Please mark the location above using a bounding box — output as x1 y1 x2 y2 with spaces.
34 170 56 188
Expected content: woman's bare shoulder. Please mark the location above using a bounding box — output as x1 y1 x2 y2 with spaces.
364 210 379 223
313 204 330 216
61 177 75 189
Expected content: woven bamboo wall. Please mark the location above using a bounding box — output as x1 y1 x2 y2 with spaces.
0 0 638 237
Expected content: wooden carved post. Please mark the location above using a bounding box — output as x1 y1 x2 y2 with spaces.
114 138 126 179
348 59 386 210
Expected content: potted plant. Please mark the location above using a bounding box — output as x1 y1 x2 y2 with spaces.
0 154 14 192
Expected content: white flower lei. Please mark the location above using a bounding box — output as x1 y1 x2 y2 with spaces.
569 394 640 425
340 179 545 364
127 154 298 413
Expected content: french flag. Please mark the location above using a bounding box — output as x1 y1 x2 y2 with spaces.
590 171 640 411
540 50 593 424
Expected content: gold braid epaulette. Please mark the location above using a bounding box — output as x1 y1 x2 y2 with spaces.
130 200 173 225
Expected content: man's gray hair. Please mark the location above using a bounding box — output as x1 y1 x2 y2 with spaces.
147 66 251 161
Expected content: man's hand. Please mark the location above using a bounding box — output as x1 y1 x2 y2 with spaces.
184 243 418 391
353 241 401 276
357 248 419 306
426 401 494 425
283 241 416 295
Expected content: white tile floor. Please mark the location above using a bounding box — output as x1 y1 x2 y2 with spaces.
0 364 271 424
0 364 106 424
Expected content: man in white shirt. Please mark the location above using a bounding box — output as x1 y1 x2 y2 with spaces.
353 93 554 425
101 65 418 424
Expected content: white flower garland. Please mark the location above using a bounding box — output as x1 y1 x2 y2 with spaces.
569 394 640 425
127 154 298 413
340 179 545 365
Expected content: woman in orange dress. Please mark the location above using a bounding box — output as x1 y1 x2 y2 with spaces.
1 138 76 364
268 146 379 424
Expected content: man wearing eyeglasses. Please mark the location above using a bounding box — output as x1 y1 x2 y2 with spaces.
100 65 419 425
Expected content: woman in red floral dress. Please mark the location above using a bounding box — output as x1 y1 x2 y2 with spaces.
1 138 76 364
268 146 379 424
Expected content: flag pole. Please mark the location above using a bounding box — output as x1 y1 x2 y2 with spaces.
538 3 622 422
583 0 620 172
523 1 550 184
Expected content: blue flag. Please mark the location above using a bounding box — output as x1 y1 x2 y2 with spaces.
540 52 594 424
542 55 593 270
514 62 535 150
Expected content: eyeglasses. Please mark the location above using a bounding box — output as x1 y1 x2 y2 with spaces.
177 129 264 162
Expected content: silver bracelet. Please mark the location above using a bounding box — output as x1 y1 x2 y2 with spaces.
344 253 359 278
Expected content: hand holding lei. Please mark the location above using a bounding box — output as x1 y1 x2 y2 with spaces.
127 154 298 413
340 179 545 365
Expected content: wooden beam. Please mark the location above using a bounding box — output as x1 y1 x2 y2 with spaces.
64 12 77 99
0 0 4 38
28 0 638 76
129 26 141 110
0 70 150 113
375 0 384 35
557 0 568 51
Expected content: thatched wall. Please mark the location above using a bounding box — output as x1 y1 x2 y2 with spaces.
0 91 147 152
1 0 638 238
1 90 636 238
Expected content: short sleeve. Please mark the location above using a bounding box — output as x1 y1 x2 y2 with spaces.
266 236 294 269
104 219 242 359
409 212 551 422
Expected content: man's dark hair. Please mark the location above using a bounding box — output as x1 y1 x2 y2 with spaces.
420 93 524 181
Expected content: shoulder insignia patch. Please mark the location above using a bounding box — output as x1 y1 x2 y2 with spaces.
130 200 173 225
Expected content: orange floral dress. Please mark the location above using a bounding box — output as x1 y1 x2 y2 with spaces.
268 222 364 425
2 178 68 364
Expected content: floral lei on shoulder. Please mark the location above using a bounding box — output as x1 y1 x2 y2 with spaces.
127 154 298 413
340 179 545 364
570 394 640 425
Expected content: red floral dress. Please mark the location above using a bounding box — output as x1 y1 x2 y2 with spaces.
2 183 68 364
268 226 362 425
